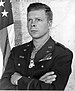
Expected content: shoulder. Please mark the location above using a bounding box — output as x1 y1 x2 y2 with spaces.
54 41 73 57
11 40 32 53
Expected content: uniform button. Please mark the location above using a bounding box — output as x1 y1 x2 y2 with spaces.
18 63 20 66
46 51 50 53
41 65 44 68
24 49 27 51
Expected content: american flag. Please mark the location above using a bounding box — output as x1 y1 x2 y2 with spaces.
0 0 15 78
0 0 13 29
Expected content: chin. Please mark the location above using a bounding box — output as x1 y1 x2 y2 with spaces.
32 36 40 39
32 35 43 39
30 34 39 39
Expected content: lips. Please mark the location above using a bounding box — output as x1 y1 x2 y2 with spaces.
31 30 38 33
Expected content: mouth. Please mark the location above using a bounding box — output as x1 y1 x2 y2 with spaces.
31 30 38 33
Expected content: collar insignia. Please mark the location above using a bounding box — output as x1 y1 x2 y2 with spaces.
24 49 27 51
19 56 24 58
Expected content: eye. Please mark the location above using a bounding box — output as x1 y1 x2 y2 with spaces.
28 19 32 22
36 18 42 21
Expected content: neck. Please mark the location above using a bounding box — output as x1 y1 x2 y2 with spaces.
33 33 50 49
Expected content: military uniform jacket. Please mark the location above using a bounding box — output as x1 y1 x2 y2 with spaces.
0 37 73 90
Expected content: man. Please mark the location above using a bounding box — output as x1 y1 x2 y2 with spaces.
0 2 73 90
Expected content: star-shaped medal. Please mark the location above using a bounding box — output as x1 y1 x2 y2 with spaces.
29 59 35 68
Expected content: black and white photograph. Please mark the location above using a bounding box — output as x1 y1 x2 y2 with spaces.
0 0 75 90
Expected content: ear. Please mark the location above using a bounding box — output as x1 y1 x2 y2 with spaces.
48 21 52 30
48 21 52 26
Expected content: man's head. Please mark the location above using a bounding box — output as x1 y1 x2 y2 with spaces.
27 2 53 39
27 2 53 23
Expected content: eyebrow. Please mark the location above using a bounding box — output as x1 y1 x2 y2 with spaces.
27 16 46 20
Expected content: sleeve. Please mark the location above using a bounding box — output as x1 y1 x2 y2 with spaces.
51 50 73 90
18 76 55 90
0 48 17 90
18 50 73 90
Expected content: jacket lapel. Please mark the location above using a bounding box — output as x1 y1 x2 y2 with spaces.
34 37 55 62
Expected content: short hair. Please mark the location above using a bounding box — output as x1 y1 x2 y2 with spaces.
27 2 53 23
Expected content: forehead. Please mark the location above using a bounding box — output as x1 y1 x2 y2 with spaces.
27 9 47 19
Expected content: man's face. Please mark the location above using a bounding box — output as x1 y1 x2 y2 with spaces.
27 9 51 39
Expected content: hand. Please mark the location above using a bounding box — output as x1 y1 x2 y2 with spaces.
39 71 56 84
11 72 22 85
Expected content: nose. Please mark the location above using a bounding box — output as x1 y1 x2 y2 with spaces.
31 20 36 27
31 23 35 27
